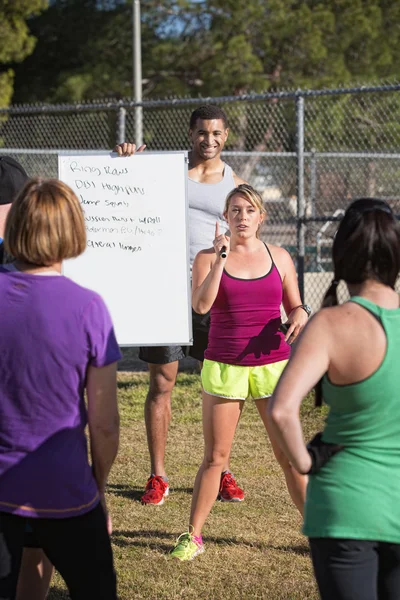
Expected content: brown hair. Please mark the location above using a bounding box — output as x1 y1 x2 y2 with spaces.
322 198 400 308
4 178 86 266
315 197 400 406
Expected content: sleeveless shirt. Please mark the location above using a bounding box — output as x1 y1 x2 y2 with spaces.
204 245 291 367
304 296 400 543
188 163 235 265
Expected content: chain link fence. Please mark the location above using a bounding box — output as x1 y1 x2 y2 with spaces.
1 83 400 310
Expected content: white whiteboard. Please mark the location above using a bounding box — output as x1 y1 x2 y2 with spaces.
58 151 192 346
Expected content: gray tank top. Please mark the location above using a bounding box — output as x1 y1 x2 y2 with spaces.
188 162 236 265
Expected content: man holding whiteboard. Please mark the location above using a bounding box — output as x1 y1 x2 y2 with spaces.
116 105 247 506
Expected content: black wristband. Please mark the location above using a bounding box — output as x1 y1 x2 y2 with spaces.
306 432 344 475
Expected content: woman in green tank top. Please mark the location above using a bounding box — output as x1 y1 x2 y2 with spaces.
267 198 400 600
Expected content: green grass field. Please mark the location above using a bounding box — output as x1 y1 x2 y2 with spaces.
48 371 327 600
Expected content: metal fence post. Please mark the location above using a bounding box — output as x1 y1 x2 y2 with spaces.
296 94 305 302
133 0 143 147
116 107 126 145
310 147 317 217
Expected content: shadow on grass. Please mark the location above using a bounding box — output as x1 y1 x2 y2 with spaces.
117 379 147 390
107 483 193 502
112 529 176 553
107 483 143 501
111 529 310 556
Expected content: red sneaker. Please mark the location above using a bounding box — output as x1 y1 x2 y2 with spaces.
141 475 169 505
218 471 245 502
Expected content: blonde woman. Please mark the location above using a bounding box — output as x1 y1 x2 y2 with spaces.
171 184 309 561
0 179 120 599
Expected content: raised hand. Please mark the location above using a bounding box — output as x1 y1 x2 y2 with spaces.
213 221 230 260
113 142 147 156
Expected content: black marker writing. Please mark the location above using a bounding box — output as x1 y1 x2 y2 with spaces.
80 195 100 206
104 166 129 176
85 215 110 222
138 216 161 224
101 182 145 196
76 180 96 190
87 226 119 234
70 161 101 177
104 200 129 208
87 240 116 249
119 242 142 253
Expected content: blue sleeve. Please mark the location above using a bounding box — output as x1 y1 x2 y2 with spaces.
83 295 122 367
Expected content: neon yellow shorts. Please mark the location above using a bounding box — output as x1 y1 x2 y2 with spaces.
201 358 289 400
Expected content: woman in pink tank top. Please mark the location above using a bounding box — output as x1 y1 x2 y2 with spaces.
171 184 310 561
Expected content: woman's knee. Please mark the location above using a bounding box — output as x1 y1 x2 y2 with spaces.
203 448 229 470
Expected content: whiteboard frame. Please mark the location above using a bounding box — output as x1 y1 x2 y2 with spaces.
58 150 193 347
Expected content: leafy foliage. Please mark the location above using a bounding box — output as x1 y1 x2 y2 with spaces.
8 0 400 105
2 0 400 164
0 0 48 106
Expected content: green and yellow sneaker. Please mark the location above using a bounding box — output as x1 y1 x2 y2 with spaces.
170 531 204 561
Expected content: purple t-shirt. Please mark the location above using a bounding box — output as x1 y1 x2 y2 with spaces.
0 268 122 518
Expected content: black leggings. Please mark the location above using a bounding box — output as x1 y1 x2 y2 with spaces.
310 538 400 600
0 503 117 600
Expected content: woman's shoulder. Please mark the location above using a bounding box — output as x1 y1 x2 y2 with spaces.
197 247 216 257
267 244 293 262
266 244 295 274
305 303 362 340
62 277 106 308
193 247 216 265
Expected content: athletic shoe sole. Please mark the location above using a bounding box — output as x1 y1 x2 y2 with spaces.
189 545 205 561
141 486 169 506
171 544 205 561
218 494 244 502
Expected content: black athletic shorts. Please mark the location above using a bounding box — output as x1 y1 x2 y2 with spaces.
24 522 41 548
0 504 117 600
139 310 210 364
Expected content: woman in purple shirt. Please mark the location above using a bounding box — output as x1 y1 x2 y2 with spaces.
171 184 309 561
0 179 121 599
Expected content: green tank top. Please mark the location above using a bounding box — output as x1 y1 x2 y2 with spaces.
303 296 400 542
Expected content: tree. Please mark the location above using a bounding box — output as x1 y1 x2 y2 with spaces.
5 0 400 176
10 0 400 105
0 0 48 106
11 0 190 103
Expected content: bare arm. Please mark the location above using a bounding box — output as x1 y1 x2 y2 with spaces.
272 246 308 342
87 362 120 493
192 223 231 313
267 312 331 473
192 251 224 314
233 172 247 186
273 247 302 315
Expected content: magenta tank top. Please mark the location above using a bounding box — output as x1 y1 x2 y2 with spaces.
204 245 291 367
